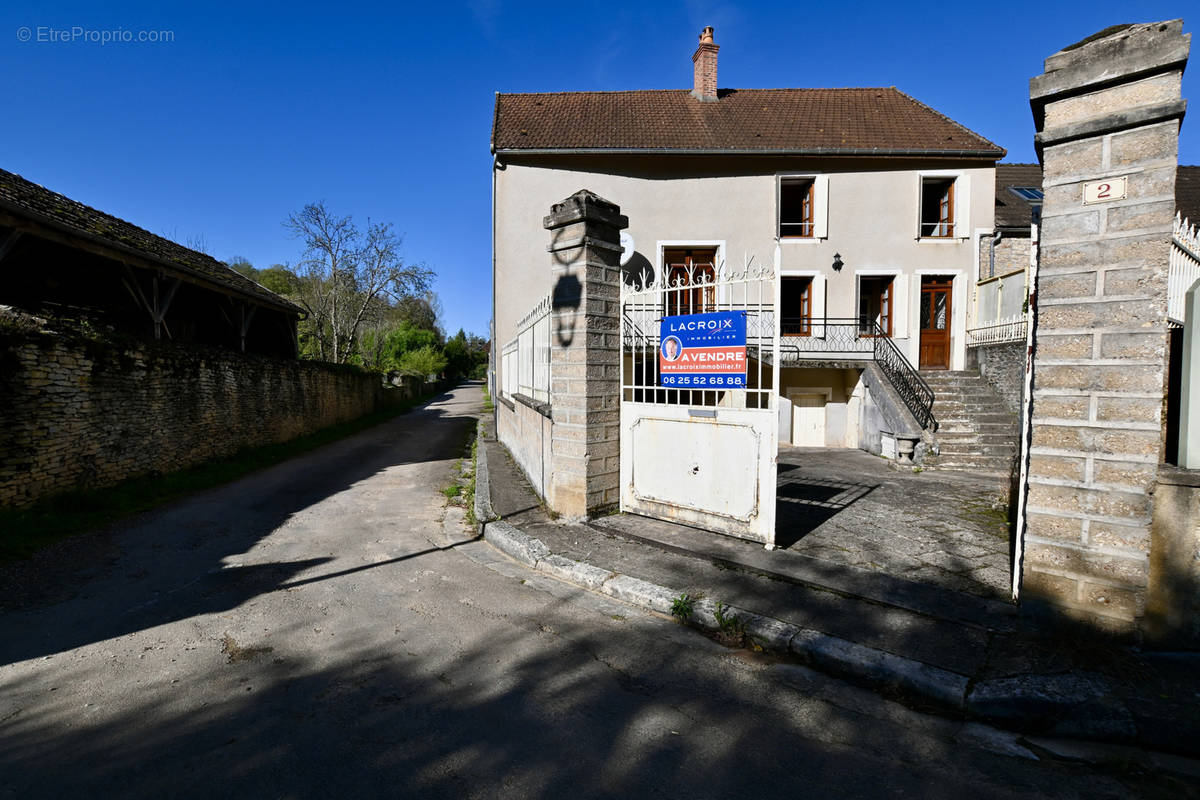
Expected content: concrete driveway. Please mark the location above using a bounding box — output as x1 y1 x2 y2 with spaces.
777 446 1013 598
0 384 1177 798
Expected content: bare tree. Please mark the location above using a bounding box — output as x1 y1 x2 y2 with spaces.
285 202 432 364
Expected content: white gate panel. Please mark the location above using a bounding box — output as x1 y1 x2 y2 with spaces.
619 257 779 546
622 406 776 541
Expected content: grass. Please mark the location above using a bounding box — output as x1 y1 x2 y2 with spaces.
0 389 438 564
482 386 494 413
463 435 479 526
442 428 480 527
670 593 695 621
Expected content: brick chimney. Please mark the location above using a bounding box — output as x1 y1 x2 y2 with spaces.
691 26 719 102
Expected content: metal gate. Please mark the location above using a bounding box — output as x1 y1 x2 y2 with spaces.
619 257 780 546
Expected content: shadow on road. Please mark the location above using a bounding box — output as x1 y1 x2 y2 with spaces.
0 384 480 666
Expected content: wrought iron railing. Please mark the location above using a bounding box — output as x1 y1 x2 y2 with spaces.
623 312 937 431
783 317 937 431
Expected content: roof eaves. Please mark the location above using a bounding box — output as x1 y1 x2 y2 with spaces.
496 146 1006 158
0 196 303 315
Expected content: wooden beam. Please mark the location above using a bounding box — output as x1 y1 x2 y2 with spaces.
0 229 23 263
239 303 257 352
0 210 299 316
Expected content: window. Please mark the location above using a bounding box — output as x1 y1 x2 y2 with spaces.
858 276 893 336
920 177 956 238
781 276 812 335
779 178 815 238
663 248 716 315
1008 187 1044 202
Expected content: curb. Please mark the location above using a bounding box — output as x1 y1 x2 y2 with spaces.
471 425 1200 762
473 421 968 714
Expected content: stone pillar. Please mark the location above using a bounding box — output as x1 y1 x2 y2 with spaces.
544 190 627 517
1022 21 1189 630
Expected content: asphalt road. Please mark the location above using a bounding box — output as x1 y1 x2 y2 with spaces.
0 383 1181 798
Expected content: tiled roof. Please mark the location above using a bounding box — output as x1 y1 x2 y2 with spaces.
492 88 1006 157
994 163 1045 229
994 163 1200 231
1177 165 1200 224
0 168 301 314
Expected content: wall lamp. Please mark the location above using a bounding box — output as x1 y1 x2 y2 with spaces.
832 253 844 272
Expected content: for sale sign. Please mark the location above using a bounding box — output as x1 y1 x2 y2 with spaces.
658 310 747 388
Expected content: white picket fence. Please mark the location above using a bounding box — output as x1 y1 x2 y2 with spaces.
969 266 1028 347
1170 212 1200 327
967 313 1028 347
501 295 551 402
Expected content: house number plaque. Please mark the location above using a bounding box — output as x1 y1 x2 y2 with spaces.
1083 176 1128 204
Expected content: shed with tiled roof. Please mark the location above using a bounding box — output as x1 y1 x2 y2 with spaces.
0 168 301 357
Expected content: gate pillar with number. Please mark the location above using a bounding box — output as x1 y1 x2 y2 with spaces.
544 190 628 517
1019 21 1188 631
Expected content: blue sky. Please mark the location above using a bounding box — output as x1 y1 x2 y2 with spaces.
2 2 1195 338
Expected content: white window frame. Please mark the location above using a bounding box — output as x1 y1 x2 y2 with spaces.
779 269 827 326
853 268 907 339
776 173 829 243
916 170 970 242
656 239 727 308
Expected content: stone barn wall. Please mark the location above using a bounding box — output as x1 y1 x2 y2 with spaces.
0 322 417 508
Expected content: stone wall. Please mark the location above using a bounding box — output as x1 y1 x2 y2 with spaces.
979 233 1033 281
967 341 1026 414
1145 468 1200 646
0 324 413 508
1022 21 1189 630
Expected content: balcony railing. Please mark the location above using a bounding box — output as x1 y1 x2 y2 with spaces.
782 317 936 431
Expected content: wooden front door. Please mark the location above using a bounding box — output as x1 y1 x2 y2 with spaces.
919 277 952 370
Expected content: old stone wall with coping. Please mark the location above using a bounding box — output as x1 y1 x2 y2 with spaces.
0 322 415 508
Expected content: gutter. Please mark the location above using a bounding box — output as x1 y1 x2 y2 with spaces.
494 146 1006 159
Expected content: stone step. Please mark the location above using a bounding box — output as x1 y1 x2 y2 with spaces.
936 441 1012 453
929 387 1008 397
927 454 1015 465
932 398 1011 408
936 445 1018 456
936 421 1018 432
934 412 1017 423
936 430 1018 440
933 406 1013 417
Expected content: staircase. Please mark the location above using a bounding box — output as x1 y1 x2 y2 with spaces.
920 370 1019 474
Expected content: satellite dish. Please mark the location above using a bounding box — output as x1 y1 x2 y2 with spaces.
619 231 635 266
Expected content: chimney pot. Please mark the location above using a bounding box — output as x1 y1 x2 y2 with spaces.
691 26 719 102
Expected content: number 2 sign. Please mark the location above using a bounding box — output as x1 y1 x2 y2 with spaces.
1083 176 1128 204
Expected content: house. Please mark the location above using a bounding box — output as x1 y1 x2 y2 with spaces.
491 26 1011 479
0 167 302 356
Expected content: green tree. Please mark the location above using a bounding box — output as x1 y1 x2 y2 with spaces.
442 328 474 379
397 345 447 378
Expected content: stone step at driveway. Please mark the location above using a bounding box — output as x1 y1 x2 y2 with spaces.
536 513 1022 680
